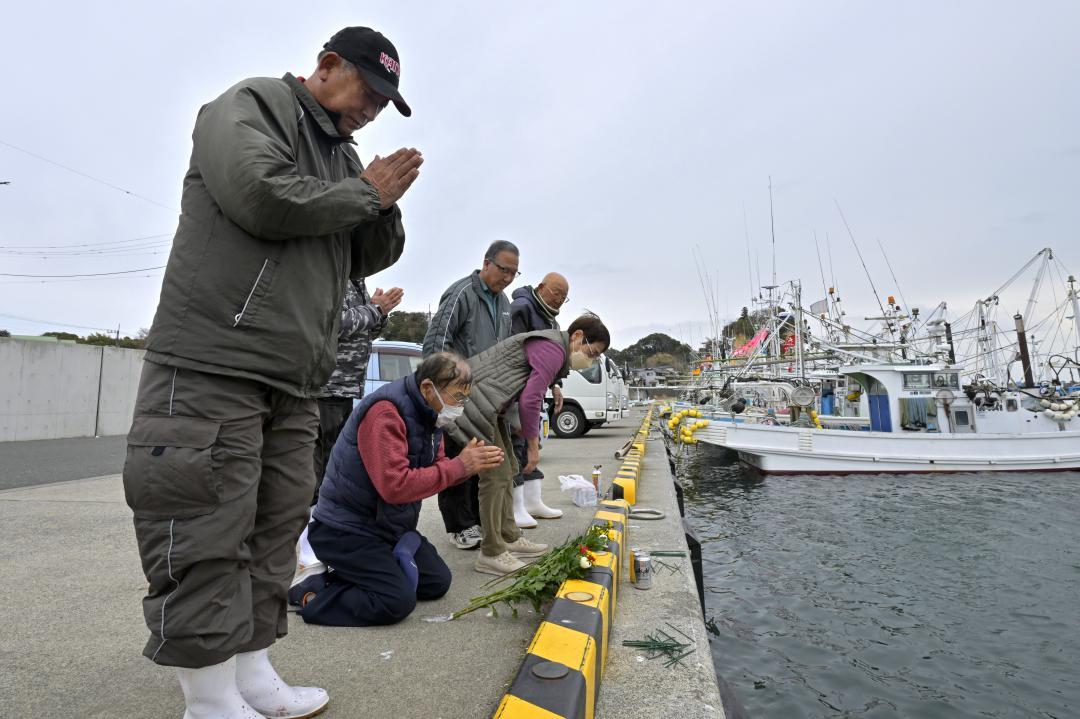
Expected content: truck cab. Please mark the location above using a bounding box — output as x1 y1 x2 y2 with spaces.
549 353 627 438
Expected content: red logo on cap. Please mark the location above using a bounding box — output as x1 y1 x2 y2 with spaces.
379 52 400 77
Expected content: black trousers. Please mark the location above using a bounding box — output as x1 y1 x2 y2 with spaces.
298 520 451 626
312 397 355 504
436 434 480 533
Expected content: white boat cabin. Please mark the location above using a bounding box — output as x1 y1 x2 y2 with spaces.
840 363 1051 435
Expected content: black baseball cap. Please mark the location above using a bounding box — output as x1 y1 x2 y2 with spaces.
324 27 411 117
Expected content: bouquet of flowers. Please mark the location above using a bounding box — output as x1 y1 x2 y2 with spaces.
453 522 613 619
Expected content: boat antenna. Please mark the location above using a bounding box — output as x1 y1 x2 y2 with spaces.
769 176 777 288
813 230 830 317
754 250 762 300
742 202 754 302
876 236 910 314
835 199 891 336
692 245 718 336
826 231 838 294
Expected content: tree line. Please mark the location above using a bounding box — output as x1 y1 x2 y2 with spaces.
4 309 766 369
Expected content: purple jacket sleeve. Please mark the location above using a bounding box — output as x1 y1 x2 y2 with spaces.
519 339 565 439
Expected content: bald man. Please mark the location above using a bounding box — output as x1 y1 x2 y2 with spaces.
508 273 570 526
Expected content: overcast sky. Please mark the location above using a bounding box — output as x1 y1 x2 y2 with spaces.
2 1 1078 351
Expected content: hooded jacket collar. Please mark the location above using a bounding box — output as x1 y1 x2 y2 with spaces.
283 73 356 144
513 285 558 324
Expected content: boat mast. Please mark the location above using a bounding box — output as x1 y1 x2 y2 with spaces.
793 280 805 378
1069 274 1080 358
1023 248 1051 328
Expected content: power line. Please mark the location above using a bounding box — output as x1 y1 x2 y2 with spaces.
0 273 164 286
0 312 135 334
0 232 173 250
0 265 166 278
0 139 179 213
0 243 172 258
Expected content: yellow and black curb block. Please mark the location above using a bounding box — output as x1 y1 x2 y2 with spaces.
611 409 652 507
493 499 630 719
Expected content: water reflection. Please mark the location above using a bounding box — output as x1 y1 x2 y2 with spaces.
676 443 1080 719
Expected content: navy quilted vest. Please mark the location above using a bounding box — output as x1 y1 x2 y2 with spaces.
312 372 440 542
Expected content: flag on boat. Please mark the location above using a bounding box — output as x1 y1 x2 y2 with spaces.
732 328 768 358
810 299 829 316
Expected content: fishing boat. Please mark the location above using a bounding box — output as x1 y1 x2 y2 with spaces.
684 361 1080 474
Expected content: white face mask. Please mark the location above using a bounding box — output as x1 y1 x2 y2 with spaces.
570 338 598 370
436 402 464 428
570 351 593 370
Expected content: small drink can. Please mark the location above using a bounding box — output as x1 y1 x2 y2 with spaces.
633 551 652 590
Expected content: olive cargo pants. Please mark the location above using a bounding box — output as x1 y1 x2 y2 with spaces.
123 361 318 668
477 418 523 557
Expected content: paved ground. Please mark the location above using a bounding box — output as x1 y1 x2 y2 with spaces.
0 434 126 490
0 411 724 718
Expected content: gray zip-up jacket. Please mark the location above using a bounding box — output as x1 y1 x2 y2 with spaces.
144 73 405 397
421 271 511 359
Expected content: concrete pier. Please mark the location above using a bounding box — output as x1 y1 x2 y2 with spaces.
0 409 723 718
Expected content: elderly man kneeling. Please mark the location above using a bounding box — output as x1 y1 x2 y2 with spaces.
292 352 503 625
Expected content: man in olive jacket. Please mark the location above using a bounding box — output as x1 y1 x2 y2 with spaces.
123 27 421 719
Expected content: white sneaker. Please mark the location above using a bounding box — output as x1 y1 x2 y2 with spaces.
235 649 329 719
450 524 482 550
513 485 538 528
505 536 549 558
288 561 328 608
474 551 527 576
176 656 267 719
523 479 563 519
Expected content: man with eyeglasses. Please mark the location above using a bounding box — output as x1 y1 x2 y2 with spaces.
292 352 504 626
123 26 421 718
422 240 520 550
508 272 570 527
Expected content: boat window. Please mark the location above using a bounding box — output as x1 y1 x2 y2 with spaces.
900 397 939 432
903 373 931 390
953 409 970 426
932 373 960 389
1006 398 1018 412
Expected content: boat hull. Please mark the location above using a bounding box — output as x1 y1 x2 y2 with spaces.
694 423 1080 475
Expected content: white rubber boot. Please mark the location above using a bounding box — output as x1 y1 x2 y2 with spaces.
513 484 538 528
295 523 318 568
175 656 267 719
235 649 329 719
523 479 563 519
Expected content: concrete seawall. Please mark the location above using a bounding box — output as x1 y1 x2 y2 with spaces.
597 415 725 718
0 339 144 442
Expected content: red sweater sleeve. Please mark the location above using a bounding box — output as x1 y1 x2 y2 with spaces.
357 401 467 504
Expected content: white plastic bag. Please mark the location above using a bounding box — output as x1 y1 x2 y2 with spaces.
559 474 597 507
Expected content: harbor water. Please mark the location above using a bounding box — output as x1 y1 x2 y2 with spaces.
677 443 1079 718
